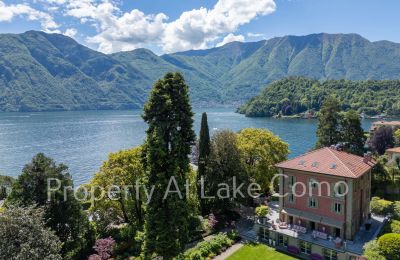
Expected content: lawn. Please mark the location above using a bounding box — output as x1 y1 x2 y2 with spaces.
227 243 297 260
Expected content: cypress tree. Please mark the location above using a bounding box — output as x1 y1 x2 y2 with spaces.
142 72 195 259
198 112 210 215
316 96 342 148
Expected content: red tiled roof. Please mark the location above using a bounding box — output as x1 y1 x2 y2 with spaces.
386 147 400 153
275 147 376 178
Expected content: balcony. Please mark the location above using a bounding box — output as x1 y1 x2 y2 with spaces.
256 201 386 255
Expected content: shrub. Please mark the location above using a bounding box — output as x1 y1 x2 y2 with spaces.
89 237 116 260
255 205 270 218
378 233 400 260
383 220 400 234
393 201 400 220
370 197 394 216
184 232 236 260
363 239 385 260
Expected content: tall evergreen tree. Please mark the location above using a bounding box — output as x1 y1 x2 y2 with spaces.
198 112 210 215
316 96 342 148
341 110 366 155
142 72 195 259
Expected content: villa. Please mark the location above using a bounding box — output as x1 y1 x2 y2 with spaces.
254 147 385 260
386 147 400 164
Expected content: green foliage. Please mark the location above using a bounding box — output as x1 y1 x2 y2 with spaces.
341 110 366 155
142 72 196 259
6 153 95 260
206 130 249 214
198 112 211 215
363 239 385 260
239 77 400 118
394 201 400 220
5 32 400 110
383 220 400 234
0 175 14 200
184 232 239 260
370 197 394 216
227 243 296 260
237 128 289 193
0 206 62 260
315 96 342 148
395 129 400 146
255 205 270 217
87 146 146 236
371 127 395 155
378 233 400 260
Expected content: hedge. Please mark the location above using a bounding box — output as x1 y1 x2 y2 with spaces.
184 230 240 260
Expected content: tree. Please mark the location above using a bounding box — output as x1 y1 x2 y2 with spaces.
87 147 146 235
395 129 400 146
363 239 385 260
316 96 342 148
7 153 95 260
142 72 196 259
255 205 270 218
378 233 400 260
341 110 366 155
198 112 211 215
207 130 249 214
237 128 289 194
88 237 116 260
370 126 394 155
0 206 62 260
370 197 394 216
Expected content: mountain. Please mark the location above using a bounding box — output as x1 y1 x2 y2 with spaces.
0 31 151 111
237 77 400 117
2 31 400 111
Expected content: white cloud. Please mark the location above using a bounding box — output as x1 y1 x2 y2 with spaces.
0 0 276 53
62 0 276 53
0 0 59 31
64 28 77 37
247 32 265 38
216 33 245 47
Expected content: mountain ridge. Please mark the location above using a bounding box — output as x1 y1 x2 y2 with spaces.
1 31 400 111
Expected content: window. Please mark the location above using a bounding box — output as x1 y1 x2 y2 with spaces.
299 241 312 254
323 249 338 260
278 234 288 247
309 197 317 208
334 202 342 214
289 175 295 187
310 178 318 189
288 193 295 203
263 229 269 240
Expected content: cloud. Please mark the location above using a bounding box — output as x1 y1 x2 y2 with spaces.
0 0 59 31
216 33 245 47
62 0 276 53
64 28 77 37
247 32 265 38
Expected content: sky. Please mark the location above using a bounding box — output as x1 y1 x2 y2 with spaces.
0 0 399 54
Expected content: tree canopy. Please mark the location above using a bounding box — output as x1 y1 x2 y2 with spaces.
0 206 62 260
142 72 196 259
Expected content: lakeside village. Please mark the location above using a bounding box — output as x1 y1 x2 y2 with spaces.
1 74 400 260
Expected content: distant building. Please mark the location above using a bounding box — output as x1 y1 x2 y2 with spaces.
254 147 384 260
386 147 400 163
370 120 400 133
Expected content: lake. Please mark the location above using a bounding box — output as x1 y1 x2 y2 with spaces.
0 108 375 185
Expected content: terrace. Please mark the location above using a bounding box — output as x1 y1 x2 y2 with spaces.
256 202 386 255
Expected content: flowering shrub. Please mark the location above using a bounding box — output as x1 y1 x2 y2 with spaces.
88 237 116 260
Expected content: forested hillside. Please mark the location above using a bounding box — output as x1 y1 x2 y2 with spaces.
2 31 400 111
238 77 400 117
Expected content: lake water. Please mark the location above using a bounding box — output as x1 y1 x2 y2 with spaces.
0 108 375 185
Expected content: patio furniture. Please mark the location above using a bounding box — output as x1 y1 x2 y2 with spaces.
334 237 342 248
279 222 288 229
293 224 307 234
312 230 328 240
